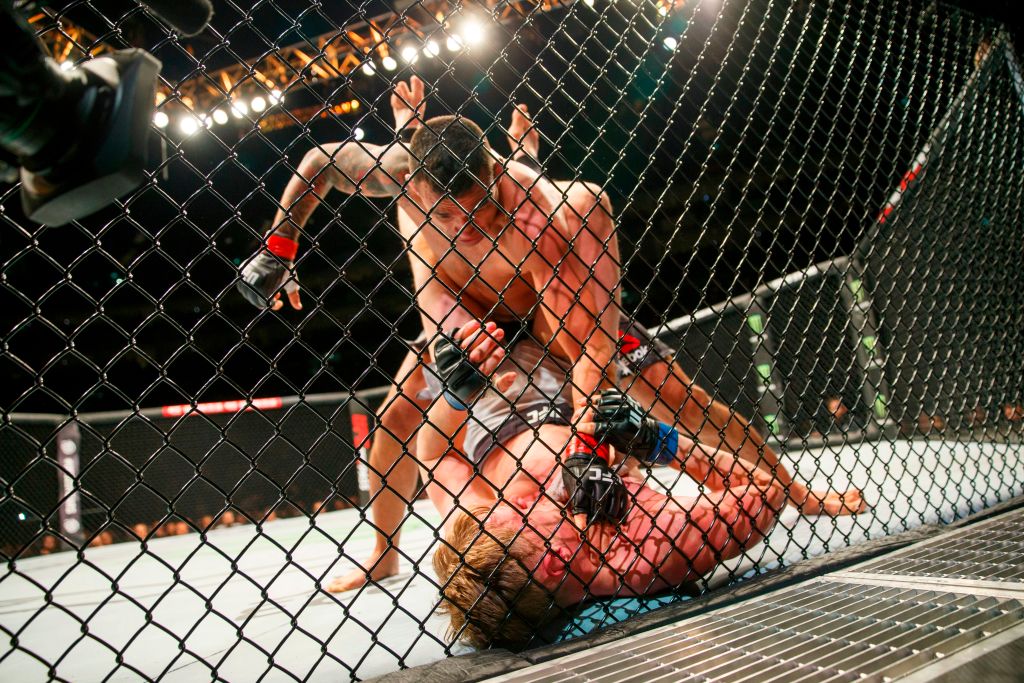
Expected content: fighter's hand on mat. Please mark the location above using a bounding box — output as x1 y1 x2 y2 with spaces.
433 321 513 409
507 103 540 159
237 251 302 311
392 75 426 136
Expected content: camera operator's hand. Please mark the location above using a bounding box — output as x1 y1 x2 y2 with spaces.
237 235 302 311
562 435 629 528
591 389 678 466
391 76 425 138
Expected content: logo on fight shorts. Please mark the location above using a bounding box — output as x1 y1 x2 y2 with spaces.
524 405 562 425
619 331 650 366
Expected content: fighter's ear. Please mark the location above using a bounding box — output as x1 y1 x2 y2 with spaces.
539 549 568 578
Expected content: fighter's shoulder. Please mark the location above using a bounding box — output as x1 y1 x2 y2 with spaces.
561 181 611 216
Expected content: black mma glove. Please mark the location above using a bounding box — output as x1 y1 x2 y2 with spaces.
237 235 299 308
562 435 629 524
593 389 679 466
433 329 489 411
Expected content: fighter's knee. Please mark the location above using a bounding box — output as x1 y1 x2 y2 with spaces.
378 395 426 437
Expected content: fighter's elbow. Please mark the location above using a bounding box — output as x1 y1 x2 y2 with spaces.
299 147 329 179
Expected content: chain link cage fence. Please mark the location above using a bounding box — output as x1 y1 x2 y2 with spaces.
2 0 1023 679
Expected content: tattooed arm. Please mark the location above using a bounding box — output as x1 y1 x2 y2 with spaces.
270 141 411 240
237 140 412 310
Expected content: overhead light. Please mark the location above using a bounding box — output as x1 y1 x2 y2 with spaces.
179 116 199 136
354 127 365 141
583 0 595 6
401 45 419 64
382 55 398 71
361 61 376 76
269 89 283 105
351 100 360 110
212 109 229 125
200 114 212 128
658 4 668 15
446 35 464 52
424 40 440 57
59 60 74 72
251 96 266 112
663 36 678 51
231 100 249 118
153 111 169 128
462 19 485 45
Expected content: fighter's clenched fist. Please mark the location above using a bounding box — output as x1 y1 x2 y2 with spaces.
237 235 302 311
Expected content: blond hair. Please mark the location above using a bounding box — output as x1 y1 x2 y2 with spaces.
433 507 555 649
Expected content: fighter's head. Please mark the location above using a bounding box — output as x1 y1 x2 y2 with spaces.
433 504 560 649
433 498 614 649
407 116 502 243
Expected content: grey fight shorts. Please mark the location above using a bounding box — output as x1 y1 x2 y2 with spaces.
420 320 674 464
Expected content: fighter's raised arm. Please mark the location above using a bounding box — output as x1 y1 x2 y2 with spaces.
237 77 425 311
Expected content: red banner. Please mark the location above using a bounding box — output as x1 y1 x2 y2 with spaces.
161 396 283 418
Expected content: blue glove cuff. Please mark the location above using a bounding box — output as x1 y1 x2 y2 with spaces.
442 390 470 412
650 422 679 465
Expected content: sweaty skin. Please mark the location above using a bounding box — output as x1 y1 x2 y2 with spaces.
258 86 860 591
419 369 786 604
264 108 621 593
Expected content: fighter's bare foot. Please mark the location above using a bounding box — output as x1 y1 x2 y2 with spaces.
797 487 868 516
326 552 399 593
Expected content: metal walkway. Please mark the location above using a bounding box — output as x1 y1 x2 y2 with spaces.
485 506 1024 683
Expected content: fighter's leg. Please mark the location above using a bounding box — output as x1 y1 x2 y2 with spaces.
623 355 865 515
327 348 430 593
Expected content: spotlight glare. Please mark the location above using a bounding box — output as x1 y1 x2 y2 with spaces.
658 4 667 14
382 55 398 71
269 89 283 105
231 100 249 118
446 35 464 51
179 116 199 136
251 96 266 112
59 60 74 72
663 36 678 51
462 19 485 45
583 0 595 6
212 109 229 125
361 61 376 76
153 111 169 128
354 127 365 141
424 40 440 57
200 114 212 128
400 46 419 63
351 99 360 110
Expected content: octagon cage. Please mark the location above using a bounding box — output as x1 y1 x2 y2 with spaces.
1 0 1022 680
